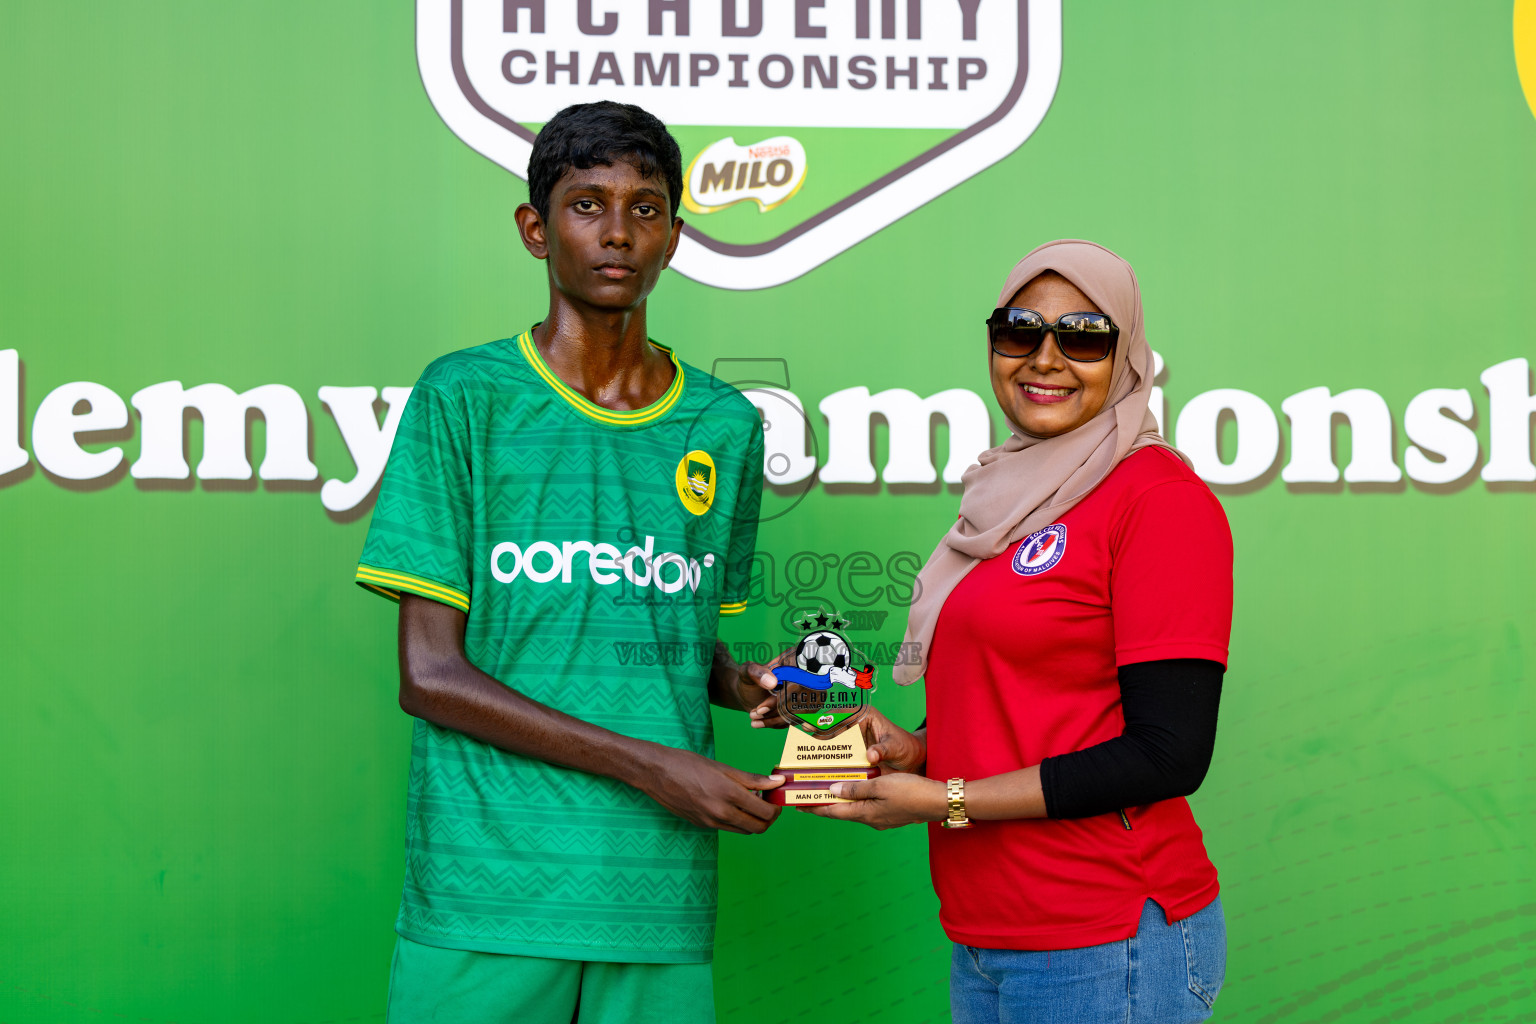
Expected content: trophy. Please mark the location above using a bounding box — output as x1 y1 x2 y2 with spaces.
765 611 880 806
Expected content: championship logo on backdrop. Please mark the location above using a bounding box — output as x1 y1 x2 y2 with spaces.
416 0 1062 289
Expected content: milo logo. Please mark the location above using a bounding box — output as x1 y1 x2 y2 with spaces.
685 136 808 214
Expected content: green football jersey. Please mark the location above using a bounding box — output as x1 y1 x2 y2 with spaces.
356 330 763 963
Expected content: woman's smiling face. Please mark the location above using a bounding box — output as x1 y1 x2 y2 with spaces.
989 271 1117 438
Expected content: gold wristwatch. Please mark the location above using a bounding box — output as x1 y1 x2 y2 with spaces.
941 777 973 829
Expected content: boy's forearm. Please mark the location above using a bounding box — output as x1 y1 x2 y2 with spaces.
398 596 783 834
401 652 667 787
707 638 758 711
399 595 668 789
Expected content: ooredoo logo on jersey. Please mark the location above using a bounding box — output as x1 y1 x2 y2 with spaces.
489 534 717 595
417 0 1062 289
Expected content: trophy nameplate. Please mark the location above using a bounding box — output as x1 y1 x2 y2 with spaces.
766 612 880 806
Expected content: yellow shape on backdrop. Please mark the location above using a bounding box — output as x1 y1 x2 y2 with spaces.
1518 0 1536 119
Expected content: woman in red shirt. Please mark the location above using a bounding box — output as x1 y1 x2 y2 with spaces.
781 240 1231 1023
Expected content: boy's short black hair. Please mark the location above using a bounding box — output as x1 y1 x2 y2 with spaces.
527 101 683 222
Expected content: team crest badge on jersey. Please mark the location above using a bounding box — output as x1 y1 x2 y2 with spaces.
675 450 717 515
1012 524 1066 576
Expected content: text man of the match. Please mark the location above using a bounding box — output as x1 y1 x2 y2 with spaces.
354 101 783 1024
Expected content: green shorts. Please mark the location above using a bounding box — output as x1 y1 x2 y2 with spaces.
385 936 716 1024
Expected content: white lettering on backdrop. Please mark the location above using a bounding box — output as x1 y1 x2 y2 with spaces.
5 349 1536 508
130 382 319 482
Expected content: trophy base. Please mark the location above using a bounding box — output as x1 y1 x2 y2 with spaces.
767 765 880 806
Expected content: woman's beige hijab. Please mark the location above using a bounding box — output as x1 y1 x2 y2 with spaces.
893 239 1186 685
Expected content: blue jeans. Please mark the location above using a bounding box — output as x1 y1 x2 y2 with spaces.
950 897 1226 1024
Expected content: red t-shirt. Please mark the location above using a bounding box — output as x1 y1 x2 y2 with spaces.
925 446 1233 951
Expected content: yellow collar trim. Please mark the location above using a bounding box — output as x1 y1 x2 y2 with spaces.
517 331 685 427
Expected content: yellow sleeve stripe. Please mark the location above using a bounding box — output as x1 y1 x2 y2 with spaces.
719 600 749 617
358 581 399 603
355 565 471 612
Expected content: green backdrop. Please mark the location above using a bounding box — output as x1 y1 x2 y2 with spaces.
4 3 1535 1022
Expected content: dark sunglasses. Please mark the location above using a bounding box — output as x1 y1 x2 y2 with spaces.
985 307 1119 362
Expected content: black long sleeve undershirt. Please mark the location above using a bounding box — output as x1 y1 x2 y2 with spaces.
1038 658 1224 820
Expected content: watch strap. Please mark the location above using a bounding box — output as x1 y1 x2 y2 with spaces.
941 777 973 829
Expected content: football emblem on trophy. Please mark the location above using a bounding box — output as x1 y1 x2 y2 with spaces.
797 632 850 675
774 613 875 693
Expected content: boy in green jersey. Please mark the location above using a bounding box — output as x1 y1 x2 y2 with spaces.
355 102 785 1024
